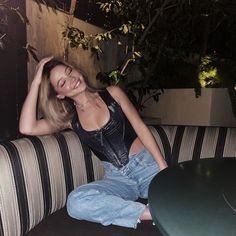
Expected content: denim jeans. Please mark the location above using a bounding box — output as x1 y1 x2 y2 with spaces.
66 148 160 228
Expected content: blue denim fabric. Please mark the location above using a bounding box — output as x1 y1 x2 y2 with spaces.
67 148 160 228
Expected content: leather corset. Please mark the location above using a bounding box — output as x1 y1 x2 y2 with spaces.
71 89 137 168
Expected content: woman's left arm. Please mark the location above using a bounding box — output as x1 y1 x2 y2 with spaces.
107 86 168 170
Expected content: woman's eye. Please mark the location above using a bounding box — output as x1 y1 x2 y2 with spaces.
65 66 72 76
60 81 66 87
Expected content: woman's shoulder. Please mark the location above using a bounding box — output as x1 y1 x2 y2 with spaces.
105 85 128 106
106 85 124 97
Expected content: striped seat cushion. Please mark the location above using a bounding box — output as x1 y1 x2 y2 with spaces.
0 130 104 236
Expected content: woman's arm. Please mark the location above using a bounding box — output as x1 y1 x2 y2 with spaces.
107 85 167 170
19 57 56 136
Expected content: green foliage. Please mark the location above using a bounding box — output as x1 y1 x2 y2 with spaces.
198 55 236 88
63 27 92 50
96 69 125 85
62 0 236 110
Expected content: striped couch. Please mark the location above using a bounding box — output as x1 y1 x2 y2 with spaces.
0 125 236 236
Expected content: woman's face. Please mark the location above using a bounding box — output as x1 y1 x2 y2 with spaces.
49 64 87 99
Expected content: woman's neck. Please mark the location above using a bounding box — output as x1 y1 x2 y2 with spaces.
73 90 97 111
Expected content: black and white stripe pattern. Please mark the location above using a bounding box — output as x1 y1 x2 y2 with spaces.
28 136 52 218
0 130 104 236
0 211 4 236
0 126 236 236
2 142 30 235
151 125 236 165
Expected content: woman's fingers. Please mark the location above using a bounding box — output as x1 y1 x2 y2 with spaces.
34 56 54 83
36 56 54 71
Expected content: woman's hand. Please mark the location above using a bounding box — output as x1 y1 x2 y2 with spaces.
33 56 53 86
159 160 168 171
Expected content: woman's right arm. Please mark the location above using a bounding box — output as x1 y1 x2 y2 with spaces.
19 57 56 136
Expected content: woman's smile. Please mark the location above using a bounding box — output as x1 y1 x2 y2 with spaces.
73 78 81 89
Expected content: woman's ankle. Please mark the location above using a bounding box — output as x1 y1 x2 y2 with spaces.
139 205 152 221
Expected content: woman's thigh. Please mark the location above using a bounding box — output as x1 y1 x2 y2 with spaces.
127 148 160 199
73 175 139 201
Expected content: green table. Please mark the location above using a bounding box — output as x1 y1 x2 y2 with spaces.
148 158 236 236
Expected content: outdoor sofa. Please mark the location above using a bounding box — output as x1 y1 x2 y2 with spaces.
0 124 235 236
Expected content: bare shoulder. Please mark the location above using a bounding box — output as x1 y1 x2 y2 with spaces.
106 85 122 94
106 85 132 108
106 85 127 100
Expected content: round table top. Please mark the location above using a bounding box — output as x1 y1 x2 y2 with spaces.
148 158 236 236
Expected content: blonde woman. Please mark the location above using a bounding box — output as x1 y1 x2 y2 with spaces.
19 56 167 228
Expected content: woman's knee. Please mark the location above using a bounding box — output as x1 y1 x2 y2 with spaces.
66 187 101 220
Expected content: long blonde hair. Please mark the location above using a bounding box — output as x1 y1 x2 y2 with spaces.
39 59 94 131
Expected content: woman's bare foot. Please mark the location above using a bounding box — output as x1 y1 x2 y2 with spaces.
139 205 152 221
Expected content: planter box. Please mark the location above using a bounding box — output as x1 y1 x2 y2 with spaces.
141 88 236 127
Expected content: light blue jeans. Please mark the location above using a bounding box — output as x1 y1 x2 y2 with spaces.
66 148 160 228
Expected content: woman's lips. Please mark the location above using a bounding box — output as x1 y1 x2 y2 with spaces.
73 79 81 89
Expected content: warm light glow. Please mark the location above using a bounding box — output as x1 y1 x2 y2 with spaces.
198 56 221 88
199 68 218 87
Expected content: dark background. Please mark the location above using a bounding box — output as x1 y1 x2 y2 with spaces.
0 0 28 141
46 0 119 29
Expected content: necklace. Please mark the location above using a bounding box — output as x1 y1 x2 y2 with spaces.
74 100 90 111
74 93 104 112
74 93 97 111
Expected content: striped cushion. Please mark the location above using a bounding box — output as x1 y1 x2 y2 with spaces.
150 125 236 166
0 125 236 235
0 130 104 236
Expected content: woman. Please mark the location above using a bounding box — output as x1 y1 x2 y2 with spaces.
19 56 167 229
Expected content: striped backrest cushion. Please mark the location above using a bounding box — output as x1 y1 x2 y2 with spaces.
0 130 104 236
150 125 236 166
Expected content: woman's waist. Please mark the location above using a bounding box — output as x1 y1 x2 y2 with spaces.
128 137 144 157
